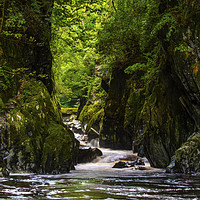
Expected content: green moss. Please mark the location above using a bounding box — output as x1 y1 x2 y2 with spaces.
174 132 200 173
79 101 103 124
0 76 76 173
0 98 5 109
42 121 75 173
86 108 104 133
61 107 78 115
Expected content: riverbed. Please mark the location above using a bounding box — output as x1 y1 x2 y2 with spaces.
0 149 200 200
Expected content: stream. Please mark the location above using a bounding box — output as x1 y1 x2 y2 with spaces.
1 119 200 200
0 148 200 199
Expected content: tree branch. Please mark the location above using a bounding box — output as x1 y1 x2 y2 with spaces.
111 0 116 11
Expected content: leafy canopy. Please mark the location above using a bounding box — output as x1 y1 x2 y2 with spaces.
51 0 109 107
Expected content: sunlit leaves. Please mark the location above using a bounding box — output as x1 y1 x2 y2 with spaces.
52 0 110 107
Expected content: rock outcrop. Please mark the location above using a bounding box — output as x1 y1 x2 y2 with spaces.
99 67 132 150
97 1 200 172
0 0 77 174
167 132 200 174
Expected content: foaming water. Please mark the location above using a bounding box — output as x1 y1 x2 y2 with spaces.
0 149 200 199
75 148 147 171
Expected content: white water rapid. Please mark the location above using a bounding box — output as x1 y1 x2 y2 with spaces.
76 148 152 171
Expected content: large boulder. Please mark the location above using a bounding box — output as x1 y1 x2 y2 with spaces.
167 132 200 174
0 78 78 173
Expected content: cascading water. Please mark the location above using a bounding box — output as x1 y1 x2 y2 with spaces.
71 119 149 172
0 119 200 199
75 148 150 171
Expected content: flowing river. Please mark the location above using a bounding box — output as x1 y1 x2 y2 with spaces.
0 148 200 200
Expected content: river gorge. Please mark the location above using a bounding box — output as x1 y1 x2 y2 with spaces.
0 148 200 199
1 1 200 199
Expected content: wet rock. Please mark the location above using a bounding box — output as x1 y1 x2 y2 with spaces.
72 120 85 135
112 157 145 168
112 161 129 168
1 168 9 177
64 119 85 135
166 156 177 173
168 132 200 173
135 166 151 170
127 158 145 167
78 147 102 163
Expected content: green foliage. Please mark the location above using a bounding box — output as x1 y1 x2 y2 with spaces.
51 0 110 107
97 0 160 57
125 63 147 74
97 0 163 81
97 0 195 81
1 0 52 44
152 13 176 40
0 64 17 91
125 43 161 80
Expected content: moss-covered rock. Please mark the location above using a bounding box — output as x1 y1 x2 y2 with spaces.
42 121 76 173
0 77 77 173
172 132 200 174
98 26 200 170
135 72 195 168
78 100 104 144
0 0 77 174
61 107 78 116
86 108 104 141
79 101 103 123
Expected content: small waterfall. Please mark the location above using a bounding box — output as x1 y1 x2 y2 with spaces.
75 148 146 171
64 117 100 148
89 138 99 148
63 117 149 171
97 149 137 163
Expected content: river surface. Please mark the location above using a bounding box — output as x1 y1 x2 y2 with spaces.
0 148 200 200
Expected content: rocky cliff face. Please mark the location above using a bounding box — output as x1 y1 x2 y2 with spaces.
98 1 200 173
98 41 200 172
100 67 132 149
0 0 77 174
